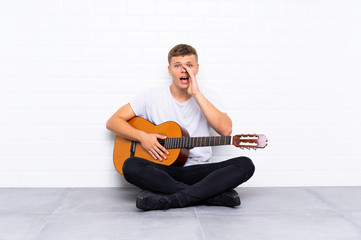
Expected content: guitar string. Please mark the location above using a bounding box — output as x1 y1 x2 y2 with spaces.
164 136 232 149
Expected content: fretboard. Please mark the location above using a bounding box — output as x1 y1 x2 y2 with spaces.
160 136 232 149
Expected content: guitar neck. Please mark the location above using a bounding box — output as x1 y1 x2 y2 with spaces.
162 136 232 149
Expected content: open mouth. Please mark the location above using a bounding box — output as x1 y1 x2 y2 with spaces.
180 77 189 84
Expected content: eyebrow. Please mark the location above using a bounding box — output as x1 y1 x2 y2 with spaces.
173 61 193 64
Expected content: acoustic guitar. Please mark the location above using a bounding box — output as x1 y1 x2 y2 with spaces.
113 117 268 174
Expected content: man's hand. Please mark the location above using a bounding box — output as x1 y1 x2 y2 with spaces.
139 132 169 161
180 64 232 136
182 64 200 97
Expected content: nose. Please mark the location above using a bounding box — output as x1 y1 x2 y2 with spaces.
181 66 186 72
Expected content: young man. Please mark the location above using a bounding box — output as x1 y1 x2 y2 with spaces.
106 44 255 210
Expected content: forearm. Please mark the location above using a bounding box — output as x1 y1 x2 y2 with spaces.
181 63 232 136
106 116 145 142
193 91 232 136
106 112 168 161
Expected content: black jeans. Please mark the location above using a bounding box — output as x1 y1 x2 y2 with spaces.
122 156 255 207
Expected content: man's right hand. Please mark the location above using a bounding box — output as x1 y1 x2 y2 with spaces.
139 132 169 161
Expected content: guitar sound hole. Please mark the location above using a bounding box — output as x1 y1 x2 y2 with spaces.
157 139 165 147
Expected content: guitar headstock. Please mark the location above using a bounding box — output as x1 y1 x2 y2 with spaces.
232 134 268 150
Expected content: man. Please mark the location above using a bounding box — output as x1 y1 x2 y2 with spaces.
106 44 255 210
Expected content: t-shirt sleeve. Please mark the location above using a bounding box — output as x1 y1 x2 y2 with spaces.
129 89 148 119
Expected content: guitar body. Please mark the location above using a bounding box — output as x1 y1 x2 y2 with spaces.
113 117 189 174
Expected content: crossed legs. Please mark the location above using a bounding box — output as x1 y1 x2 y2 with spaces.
122 156 255 208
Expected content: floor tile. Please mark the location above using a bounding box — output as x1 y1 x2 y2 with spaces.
308 187 361 211
240 187 332 212
343 211 361 229
0 188 70 213
55 187 139 213
198 210 361 240
0 213 49 240
37 212 204 240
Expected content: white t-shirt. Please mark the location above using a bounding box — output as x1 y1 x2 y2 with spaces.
129 84 223 166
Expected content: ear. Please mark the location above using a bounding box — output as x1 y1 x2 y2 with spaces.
168 65 171 76
195 64 199 75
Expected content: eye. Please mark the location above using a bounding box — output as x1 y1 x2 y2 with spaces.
188 64 192 67
175 65 180 68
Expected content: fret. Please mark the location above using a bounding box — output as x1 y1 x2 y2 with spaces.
165 136 232 149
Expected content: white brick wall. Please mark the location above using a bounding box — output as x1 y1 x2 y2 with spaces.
0 0 360 187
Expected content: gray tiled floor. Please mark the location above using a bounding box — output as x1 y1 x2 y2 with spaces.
1 187 361 240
